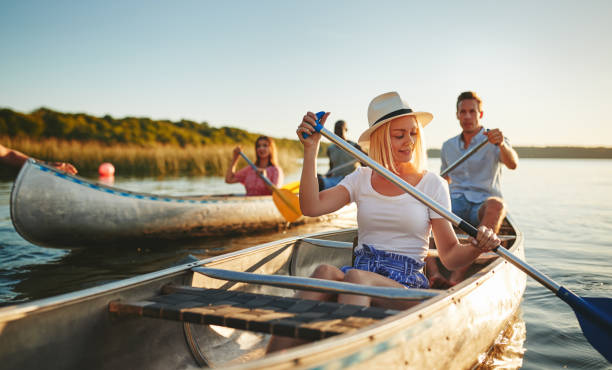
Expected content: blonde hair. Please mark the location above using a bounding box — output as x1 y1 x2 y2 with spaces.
368 119 428 173
255 136 278 167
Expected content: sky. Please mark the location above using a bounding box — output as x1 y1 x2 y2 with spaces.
1 0 611 149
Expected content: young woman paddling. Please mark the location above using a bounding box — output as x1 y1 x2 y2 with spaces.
225 135 284 196
267 91 500 353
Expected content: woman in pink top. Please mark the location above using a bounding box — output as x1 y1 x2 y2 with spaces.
225 136 284 196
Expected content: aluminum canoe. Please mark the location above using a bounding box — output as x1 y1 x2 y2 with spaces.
10 159 355 248
0 216 525 369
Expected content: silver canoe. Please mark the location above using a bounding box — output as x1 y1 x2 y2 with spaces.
0 217 525 369
10 159 355 248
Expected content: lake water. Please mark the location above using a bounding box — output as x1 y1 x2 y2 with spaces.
1 158 611 369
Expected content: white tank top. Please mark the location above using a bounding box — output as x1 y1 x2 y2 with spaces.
338 167 451 262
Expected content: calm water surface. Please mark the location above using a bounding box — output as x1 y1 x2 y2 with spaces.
1 158 611 369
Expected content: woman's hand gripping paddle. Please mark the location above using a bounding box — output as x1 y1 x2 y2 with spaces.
303 111 612 363
237 151 302 223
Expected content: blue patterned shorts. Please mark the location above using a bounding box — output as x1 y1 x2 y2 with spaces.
340 244 429 289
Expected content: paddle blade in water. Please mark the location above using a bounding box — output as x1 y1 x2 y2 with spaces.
574 297 612 362
272 188 302 222
558 287 612 362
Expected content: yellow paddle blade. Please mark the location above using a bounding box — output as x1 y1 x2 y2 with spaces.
281 180 300 194
272 188 302 223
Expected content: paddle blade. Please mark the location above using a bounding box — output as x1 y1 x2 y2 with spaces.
575 297 612 362
272 188 302 222
281 180 300 194
558 287 612 362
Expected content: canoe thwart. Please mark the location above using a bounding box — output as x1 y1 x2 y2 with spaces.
109 285 398 340
193 267 439 300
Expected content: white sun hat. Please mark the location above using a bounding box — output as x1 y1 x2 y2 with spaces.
358 91 433 147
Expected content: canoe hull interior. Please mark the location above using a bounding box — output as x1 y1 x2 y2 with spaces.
10 160 355 247
0 219 525 370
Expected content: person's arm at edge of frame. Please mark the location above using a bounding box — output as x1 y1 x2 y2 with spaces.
0 144 77 175
0 144 28 168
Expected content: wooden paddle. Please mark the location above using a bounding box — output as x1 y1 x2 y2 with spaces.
238 151 302 223
304 111 612 362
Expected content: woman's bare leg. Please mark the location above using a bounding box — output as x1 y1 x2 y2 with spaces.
339 269 421 310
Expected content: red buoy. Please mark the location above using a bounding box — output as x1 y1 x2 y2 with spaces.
98 162 115 177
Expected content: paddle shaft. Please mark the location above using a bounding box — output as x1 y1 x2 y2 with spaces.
440 133 489 177
238 151 276 189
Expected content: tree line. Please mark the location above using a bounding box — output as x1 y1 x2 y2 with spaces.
0 107 304 151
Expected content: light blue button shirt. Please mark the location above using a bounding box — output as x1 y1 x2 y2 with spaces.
440 128 511 203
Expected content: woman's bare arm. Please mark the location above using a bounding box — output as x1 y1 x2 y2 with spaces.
297 112 351 216
430 218 499 271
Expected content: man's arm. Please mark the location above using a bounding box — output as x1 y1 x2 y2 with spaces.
484 129 518 170
498 141 518 169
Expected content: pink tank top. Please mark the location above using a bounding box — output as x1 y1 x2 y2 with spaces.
234 165 284 196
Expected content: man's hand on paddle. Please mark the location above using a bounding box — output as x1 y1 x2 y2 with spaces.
483 129 505 147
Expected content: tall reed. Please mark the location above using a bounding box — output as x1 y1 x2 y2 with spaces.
2 136 303 177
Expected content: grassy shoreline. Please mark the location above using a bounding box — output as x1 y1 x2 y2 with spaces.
4 136 611 179
2 136 303 177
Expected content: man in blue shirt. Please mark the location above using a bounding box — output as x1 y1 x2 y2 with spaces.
428 91 519 288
